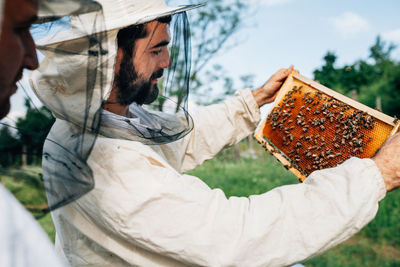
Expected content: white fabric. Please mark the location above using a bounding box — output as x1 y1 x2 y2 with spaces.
0 184 64 267
46 89 386 267
35 0 204 46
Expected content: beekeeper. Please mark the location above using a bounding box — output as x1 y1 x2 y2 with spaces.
31 0 400 266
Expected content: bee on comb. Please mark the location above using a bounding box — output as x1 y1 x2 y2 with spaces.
255 72 400 182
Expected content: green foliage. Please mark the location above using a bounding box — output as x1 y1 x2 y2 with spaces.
188 149 297 197
313 36 400 117
0 98 55 167
14 99 55 165
305 239 400 267
0 166 55 241
159 0 250 109
0 126 21 167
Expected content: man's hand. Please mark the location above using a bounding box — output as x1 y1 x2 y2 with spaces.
252 66 294 107
372 132 400 192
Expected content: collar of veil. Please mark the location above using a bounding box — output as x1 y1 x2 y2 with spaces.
101 102 193 145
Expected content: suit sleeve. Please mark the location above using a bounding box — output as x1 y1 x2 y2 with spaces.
171 89 261 172
81 141 386 267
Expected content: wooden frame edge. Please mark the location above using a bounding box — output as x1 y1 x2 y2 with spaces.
254 134 306 182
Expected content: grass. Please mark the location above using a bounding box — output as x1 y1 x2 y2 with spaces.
0 166 56 242
1 142 399 266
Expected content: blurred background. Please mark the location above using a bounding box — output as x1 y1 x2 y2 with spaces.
1 0 399 266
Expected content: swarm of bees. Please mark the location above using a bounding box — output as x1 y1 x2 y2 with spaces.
262 83 393 178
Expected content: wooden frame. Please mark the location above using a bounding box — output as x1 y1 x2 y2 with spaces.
254 71 400 182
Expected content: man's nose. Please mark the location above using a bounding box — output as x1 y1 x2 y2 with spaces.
159 49 170 69
23 32 39 71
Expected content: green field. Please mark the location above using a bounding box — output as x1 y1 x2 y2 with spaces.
1 143 399 266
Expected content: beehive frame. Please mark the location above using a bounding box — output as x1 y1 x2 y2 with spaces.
255 71 400 182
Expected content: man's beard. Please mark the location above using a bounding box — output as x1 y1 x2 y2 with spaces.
115 54 163 106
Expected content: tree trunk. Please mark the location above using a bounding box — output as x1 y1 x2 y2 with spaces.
376 96 382 111
22 145 27 167
350 89 358 101
248 136 256 159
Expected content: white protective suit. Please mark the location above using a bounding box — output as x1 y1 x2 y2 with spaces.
0 184 63 266
47 89 387 267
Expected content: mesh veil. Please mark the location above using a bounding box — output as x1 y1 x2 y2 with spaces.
100 12 194 145
30 1 200 211
29 0 107 211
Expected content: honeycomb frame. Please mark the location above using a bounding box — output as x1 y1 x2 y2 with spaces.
254 71 400 182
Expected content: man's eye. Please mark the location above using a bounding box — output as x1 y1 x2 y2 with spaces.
152 49 162 55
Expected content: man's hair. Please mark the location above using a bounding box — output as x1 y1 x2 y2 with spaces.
117 16 172 56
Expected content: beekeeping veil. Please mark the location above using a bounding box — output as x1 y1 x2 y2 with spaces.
30 0 203 210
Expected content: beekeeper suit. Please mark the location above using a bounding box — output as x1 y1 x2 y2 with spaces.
31 0 394 266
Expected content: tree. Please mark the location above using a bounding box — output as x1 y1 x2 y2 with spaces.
369 36 396 65
0 126 21 167
160 0 250 111
16 99 55 165
313 36 400 117
313 51 340 89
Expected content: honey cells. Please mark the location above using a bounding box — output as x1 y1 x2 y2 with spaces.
262 84 393 177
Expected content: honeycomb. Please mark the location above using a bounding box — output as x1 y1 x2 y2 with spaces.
255 72 400 182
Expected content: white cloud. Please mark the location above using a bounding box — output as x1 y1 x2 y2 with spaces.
382 29 400 44
330 12 370 37
249 0 292 6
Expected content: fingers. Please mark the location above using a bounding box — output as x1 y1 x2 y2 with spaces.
372 132 400 191
273 65 294 82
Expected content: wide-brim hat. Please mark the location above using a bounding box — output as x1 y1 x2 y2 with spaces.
36 0 204 46
37 0 102 23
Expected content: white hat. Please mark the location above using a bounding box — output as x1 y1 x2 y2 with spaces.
37 0 204 46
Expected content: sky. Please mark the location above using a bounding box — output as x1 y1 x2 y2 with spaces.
209 0 400 86
6 0 400 124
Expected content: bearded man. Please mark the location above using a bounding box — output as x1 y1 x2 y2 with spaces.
32 0 400 266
